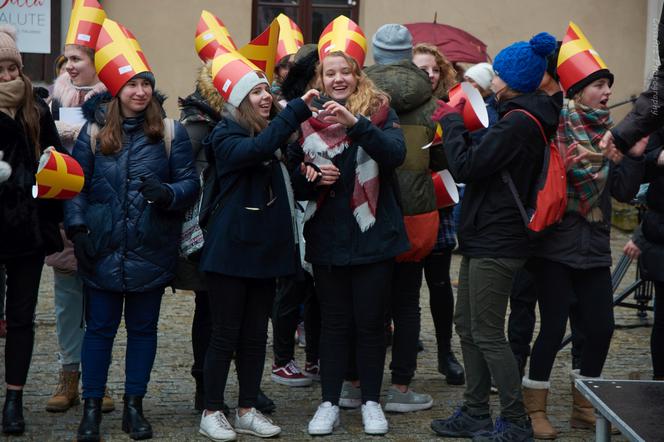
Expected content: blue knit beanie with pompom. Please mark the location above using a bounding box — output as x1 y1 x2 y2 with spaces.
493 32 557 93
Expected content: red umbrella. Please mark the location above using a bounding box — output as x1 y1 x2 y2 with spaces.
405 21 489 64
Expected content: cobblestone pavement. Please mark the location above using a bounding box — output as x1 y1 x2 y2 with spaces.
1 229 652 441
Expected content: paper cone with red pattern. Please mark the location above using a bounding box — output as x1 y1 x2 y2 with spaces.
210 46 269 107
317 15 367 68
448 82 489 131
32 150 85 200
431 169 458 208
195 10 238 62
65 0 106 49
95 19 152 96
557 22 609 94
239 18 280 82
422 122 443 149
275 13 303 63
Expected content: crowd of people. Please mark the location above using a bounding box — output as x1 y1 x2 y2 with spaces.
0 1 663 441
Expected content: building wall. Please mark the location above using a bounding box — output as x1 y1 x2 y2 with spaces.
103 0 647 119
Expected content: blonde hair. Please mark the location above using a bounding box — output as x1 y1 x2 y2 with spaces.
318 52 389 116
412 43 457 98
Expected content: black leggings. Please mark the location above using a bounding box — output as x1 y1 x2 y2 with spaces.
314 261 392 405
203 273 275 410
653 282 664 378
529 258 614 380
1 252 44 386
424 248 455 352
191 290 211 377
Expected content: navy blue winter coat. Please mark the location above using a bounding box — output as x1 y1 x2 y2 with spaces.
64 93 199 293
199 98 312 279
288 106 410 266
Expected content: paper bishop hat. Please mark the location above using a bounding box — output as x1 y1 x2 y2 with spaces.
238 19 280 83
95 19 152 96
65 0 106 49
275 14 303 63
317 15 367 68
557 22 613 98
210 46 269 108
195 10 237 62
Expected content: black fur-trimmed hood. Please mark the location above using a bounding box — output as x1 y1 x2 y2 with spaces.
81 90 168 125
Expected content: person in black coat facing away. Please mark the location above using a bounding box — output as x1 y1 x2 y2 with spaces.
430 33 560 442
197 48 319 441
0 24 64 436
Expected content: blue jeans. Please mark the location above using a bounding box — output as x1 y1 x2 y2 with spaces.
54 271 84 366
81 287 164 399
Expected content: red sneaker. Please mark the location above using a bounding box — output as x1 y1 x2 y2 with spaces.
304 361 320 381
271 360 312 387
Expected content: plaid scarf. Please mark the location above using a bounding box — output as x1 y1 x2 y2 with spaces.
556 99 613 222
300 104 389 232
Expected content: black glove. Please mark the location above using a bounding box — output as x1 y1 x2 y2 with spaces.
71 230 96 275
139 175 173 208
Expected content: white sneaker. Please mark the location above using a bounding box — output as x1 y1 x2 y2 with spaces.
308 401 340 436
361 401 388 435
234 408 281 438
339 381 361 408
199 410 237 441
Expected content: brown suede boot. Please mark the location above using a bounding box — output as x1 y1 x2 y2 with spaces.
101 387 115 413
46 370 80 412
522 378 557 440
570 372 619 435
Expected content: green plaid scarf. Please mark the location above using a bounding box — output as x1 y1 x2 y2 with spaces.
556 99 613 222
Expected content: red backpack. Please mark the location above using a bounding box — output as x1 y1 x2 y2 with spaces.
501 109 567 235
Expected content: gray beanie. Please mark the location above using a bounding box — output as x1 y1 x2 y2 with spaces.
0 25 22 69
372 24 412 65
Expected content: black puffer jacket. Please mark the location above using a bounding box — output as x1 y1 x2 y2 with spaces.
0 88 64 259
439 92 561 258
64 92 199 292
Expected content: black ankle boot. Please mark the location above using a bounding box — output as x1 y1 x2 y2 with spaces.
256 389 276 414
2 389 25 435
77 397 102 442
122 395 152 440
438 350 466 385
191 369 205 412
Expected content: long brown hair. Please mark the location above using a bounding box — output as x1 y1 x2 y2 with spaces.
16 72 41 159
412 43 457 99
98 96 164 155
317 51 389 116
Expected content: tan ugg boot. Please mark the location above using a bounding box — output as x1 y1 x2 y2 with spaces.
569 370 619 434
45 370 80 412
522 377 557 440
102 386 115 413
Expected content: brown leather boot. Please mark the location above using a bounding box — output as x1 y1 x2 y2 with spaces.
46 370 80 412
101 387 115 413
522 378 557 440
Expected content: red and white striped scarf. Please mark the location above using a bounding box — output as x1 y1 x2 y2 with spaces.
300 104 389 232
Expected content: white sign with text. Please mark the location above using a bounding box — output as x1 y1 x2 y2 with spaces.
0 0 50 54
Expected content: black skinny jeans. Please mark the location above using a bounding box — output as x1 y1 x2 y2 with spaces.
424 248 455 353
653 282 664 378
272 272 320 366
204 273 275 410
1 252 44 386
529 258 614 380
191 290 211 378
314 261 393 405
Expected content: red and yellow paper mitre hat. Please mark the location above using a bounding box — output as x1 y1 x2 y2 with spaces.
210 46 269 108
239 19 280 83
195 10 238 62
32 150 85 200
95 19 152 96
557 22 613 98
317 15 367 68
64 0 106 49
275 13 303 63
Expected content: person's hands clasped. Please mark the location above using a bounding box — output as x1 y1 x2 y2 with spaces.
320 100 358 128
300 162 340 186
623 239 641 260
